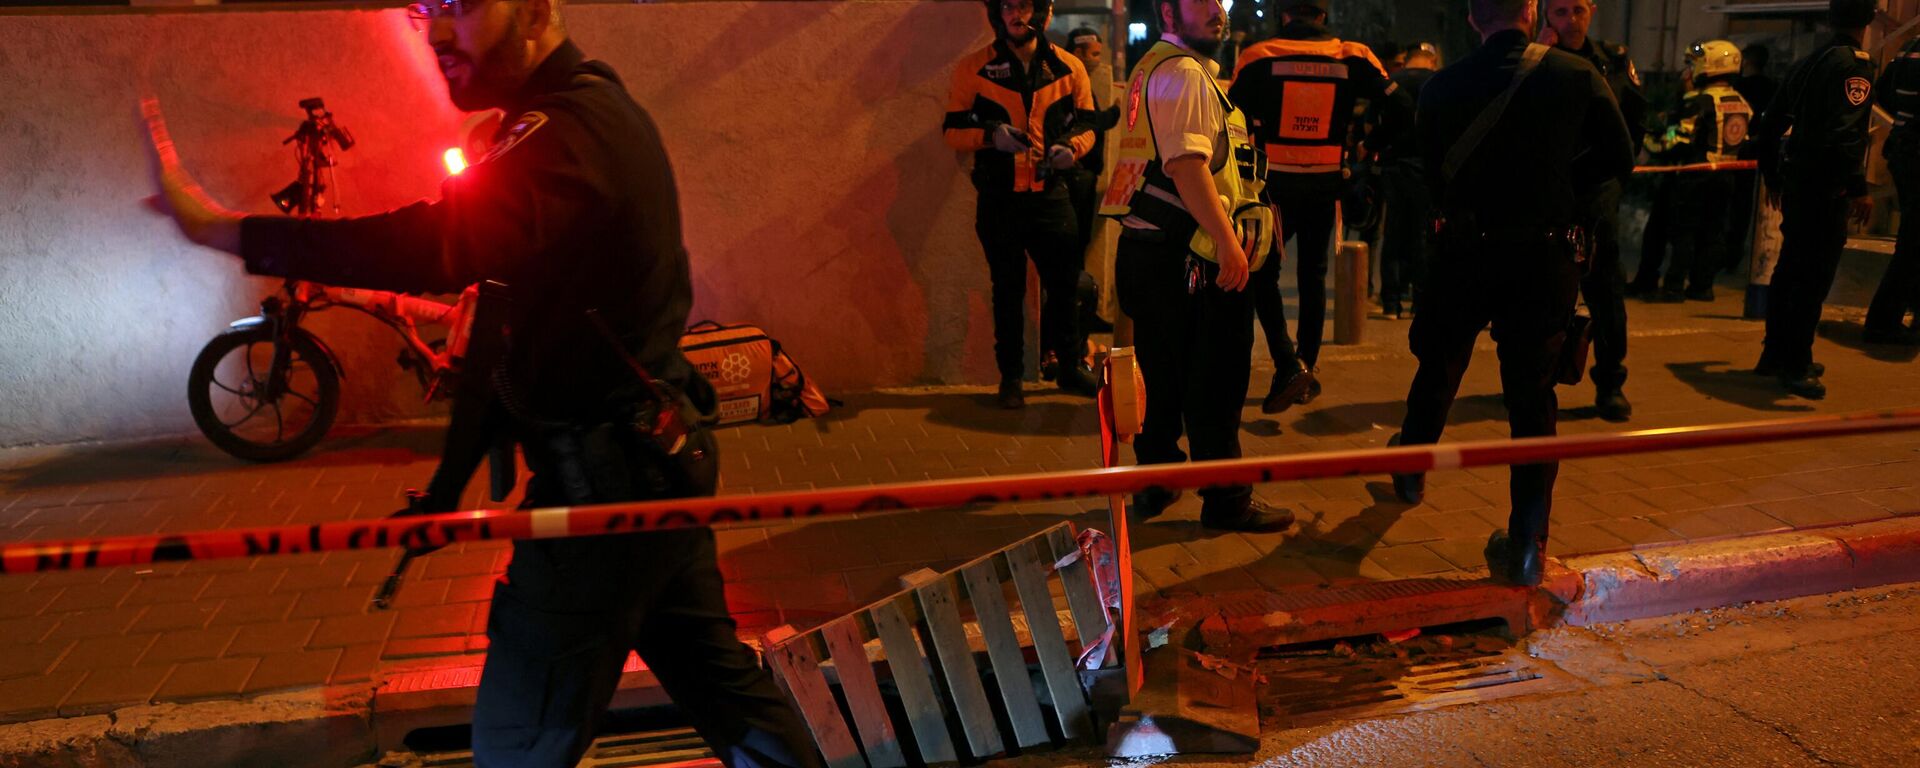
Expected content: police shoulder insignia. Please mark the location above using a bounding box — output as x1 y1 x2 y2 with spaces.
1628 60 1641 87
480 111 549 164
1855 49 1872 60
1846 76 1872 106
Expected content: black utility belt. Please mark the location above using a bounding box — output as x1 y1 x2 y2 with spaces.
1432 220 1591 265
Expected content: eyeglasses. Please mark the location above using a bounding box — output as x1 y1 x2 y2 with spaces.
406 0 511 29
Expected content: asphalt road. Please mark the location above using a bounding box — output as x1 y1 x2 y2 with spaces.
1179 585 1920 768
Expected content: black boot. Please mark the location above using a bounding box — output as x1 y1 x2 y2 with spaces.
1387 432 1424 504
1779 371 1827 400
1595 387 1631 422
1262 361 1317 415
1199 498 1295 532
996 378 1025 409
1130 486 1182 522
1048 354 1102 396
1484 529 1545 587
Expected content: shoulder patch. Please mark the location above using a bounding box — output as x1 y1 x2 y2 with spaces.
1846 76 1872 106
1856 49 1872 60
480 111 548 164
1627 60 1641 87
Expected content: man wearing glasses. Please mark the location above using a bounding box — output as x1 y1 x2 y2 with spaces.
145 1 820 766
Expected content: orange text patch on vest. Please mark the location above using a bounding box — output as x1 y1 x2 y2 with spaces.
1279 82 1337 140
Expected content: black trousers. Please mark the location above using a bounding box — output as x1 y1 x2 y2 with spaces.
1762 191 1851 376
978 191 1083 380
1399 240 1582 546
1631 178 1671 292
1116 234 1256 513
1664 173 1736 294
1254 188 1337 369
1868 161 1920 332
1580 180 1630 390
472 425 819 768
1379 162 1431 312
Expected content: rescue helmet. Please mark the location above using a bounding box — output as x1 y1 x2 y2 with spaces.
986 0 1052 41
1687 40 1741 79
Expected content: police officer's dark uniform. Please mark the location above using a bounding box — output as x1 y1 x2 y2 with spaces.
1391 25 1634 586
1228 0 1411 412
235 41 819 768
1748 0 1878 398
944 0 1101 407
1557 33 1646 421
1866 35 1920 345
1367 46 1438 320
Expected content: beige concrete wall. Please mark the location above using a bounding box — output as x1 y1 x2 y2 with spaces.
0 2 995 447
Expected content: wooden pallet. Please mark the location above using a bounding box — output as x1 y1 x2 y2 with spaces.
762 522 1111 767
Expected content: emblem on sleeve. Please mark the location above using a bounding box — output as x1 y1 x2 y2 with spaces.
479 111 549 164
1846 77 1872 107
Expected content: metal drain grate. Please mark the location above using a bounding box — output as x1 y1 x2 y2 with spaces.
1258 635 1572 729
414 727 717 768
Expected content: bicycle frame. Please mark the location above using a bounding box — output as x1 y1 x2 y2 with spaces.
257 279 480 401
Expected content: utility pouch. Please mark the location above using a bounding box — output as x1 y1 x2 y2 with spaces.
1555 312 1594 386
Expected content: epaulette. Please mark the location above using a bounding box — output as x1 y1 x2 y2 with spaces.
1855 49 1872 60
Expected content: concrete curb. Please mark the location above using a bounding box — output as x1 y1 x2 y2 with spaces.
1558 516 1920 626
0 687 374 768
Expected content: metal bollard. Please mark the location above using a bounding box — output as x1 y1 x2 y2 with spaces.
1334 240 1369 345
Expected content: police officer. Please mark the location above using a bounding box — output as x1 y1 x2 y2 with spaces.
1389 0 1634 586
945 0 1102 409
1540 0 1646 422
1367 42 1440 320
1228 0 1411 413
1103 0 1294 532
1643 41 1752 303
1749 0 1879 398
1866 32 1920 346
144 1 820 765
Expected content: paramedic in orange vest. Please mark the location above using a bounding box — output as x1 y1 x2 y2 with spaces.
1229 0 1410 413
944 0 1103 409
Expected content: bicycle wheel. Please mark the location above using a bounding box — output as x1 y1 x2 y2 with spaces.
188 326 341 462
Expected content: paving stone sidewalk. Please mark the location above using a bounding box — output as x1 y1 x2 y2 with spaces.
0 286 1916 725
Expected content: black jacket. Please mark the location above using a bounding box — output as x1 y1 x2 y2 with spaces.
1417 30 1634 231
1750 33 1876 198
1877 36 1920 164
240 41 705 424
1561 37 1648 149
1367 65 1435 165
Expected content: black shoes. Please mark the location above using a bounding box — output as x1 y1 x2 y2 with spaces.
1648 289 1686 304
1754 359 1822 378
1484 529 1545 587
1862 326 1920 346
1387 432 1424 504
1200 498 1296 532
1595 388 1632 422
1684 287 1715 302
1779 372 1827 400
1130 486 1183 522
1299 370 1324 405
996 378 1025 409
1262 362 1318 415
1051 361 1103 396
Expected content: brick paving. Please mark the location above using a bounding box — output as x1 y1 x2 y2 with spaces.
0 282 1917 724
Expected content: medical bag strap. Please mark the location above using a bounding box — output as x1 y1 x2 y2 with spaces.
1443 43 1548 184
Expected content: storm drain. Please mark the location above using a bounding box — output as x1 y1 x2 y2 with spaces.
412 727 716 768
1255 623 1573 729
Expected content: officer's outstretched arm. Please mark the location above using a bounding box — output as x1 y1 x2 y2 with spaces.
239 113 601 295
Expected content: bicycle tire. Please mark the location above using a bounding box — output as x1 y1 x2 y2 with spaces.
188 326 342 462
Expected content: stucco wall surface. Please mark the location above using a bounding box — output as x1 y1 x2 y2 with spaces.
0 2 994 447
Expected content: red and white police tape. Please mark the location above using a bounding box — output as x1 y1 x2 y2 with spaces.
1632 159 1758 174
3 407 1917 574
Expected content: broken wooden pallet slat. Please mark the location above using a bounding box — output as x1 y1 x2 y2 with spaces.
765 635 865 768
961 557 1051 748
1008 536 1094 741
822 617 906 768
916 572 1005 759
870 597 958 764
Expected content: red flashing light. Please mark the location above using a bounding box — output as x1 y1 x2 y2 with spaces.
443 148 468 176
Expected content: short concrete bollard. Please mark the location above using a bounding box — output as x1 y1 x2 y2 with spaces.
1334 240 1369 345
